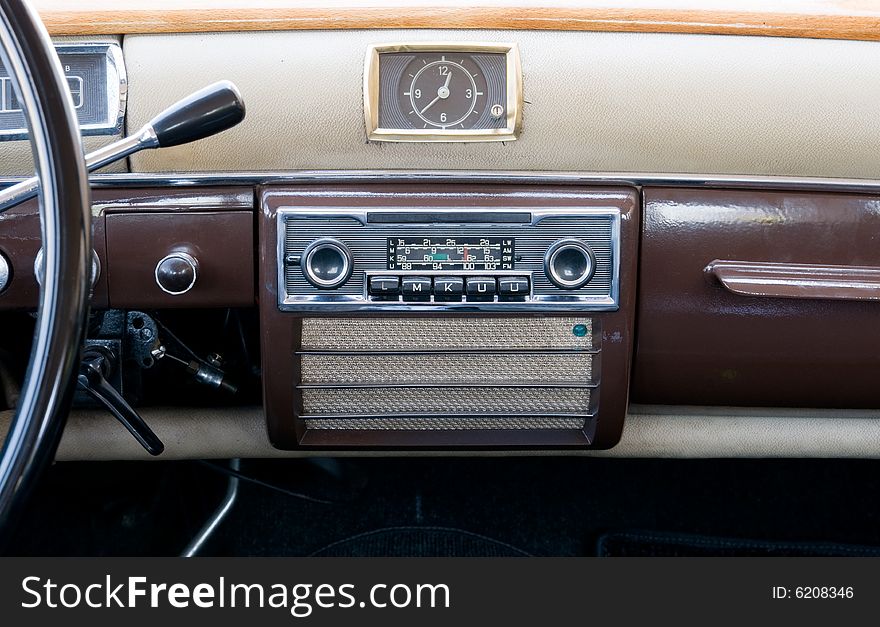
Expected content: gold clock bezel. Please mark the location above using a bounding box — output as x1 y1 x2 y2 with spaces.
364 42 523 143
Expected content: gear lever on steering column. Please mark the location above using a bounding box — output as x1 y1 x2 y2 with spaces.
44 80 245 455
77 346 164 456
0 80 247 210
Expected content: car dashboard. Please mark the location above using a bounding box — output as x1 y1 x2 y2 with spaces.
1 1 880 460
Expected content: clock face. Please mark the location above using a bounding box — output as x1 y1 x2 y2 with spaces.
403 56 485 129
370 45 519 141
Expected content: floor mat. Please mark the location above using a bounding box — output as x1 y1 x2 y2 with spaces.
597 531 880 557
309 526 532 557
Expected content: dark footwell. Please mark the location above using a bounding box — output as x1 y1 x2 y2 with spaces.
6 457 880 556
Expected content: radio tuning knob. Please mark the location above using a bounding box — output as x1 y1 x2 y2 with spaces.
155 252 199 295
544 239 596 289
302 238 353 289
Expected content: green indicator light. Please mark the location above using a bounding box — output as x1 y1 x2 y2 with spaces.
572 324 588 337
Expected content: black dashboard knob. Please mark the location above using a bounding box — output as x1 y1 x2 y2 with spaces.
544 239 596 289
302 238 353 289
155 252 198 295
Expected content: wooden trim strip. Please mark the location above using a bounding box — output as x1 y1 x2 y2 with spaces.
32 3 880 42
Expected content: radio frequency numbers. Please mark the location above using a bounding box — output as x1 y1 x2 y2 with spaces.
387 237 515 271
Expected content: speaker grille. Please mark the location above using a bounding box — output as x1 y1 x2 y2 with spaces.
301 353 593 385
302 387 592 415
303 416 587 430
301 317 593 351
297 316 598 432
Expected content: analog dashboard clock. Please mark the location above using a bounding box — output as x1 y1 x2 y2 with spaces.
364 42 522 142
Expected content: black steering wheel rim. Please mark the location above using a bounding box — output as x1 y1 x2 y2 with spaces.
0 0 91 533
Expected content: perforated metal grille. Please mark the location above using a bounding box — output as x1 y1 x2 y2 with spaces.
301 353 593 385
302 387 592 415
300 317 593 351
304 416 587 430
297 316 597 432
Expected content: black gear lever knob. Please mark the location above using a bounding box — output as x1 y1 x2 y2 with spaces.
148 80 245 148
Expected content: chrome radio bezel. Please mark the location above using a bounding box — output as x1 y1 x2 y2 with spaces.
276 206 621 312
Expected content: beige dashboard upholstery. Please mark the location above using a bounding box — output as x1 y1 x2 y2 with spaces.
4 405 880 461
5 27 880 460
0 135 126 177
126 29 880 178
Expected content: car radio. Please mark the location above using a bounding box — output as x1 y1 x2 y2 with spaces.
259 186 637 450
276 206 620 311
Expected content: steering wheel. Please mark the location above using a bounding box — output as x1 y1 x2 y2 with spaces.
0 0 91 534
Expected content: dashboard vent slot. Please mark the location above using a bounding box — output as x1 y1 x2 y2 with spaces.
296 316 598 433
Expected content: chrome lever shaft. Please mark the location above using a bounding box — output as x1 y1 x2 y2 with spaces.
0 80 245 212
0 124 158 211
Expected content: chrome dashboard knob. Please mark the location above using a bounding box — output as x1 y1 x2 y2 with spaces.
0 251 10 293
35 247 101 290
155 252 199 295
544 239 596 289
302 238 353 289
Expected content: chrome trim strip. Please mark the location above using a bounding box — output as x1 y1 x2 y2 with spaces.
3 170 880 193
104 40 127 137
91 189 254 217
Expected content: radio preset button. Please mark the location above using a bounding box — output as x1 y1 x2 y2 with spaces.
499 276 530 300
402 276 432 301
433 276 464 301
466 277 496 301
369 275 400 299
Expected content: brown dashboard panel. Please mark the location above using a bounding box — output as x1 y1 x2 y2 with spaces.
633 187 880 408
0 187 254 311
105 211 254 308
259 184 639 450
0 198 108 310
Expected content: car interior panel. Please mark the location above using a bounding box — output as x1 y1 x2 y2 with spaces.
0 0 879 558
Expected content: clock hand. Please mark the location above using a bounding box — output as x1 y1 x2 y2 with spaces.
420 94 441 114
419 68 454 115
